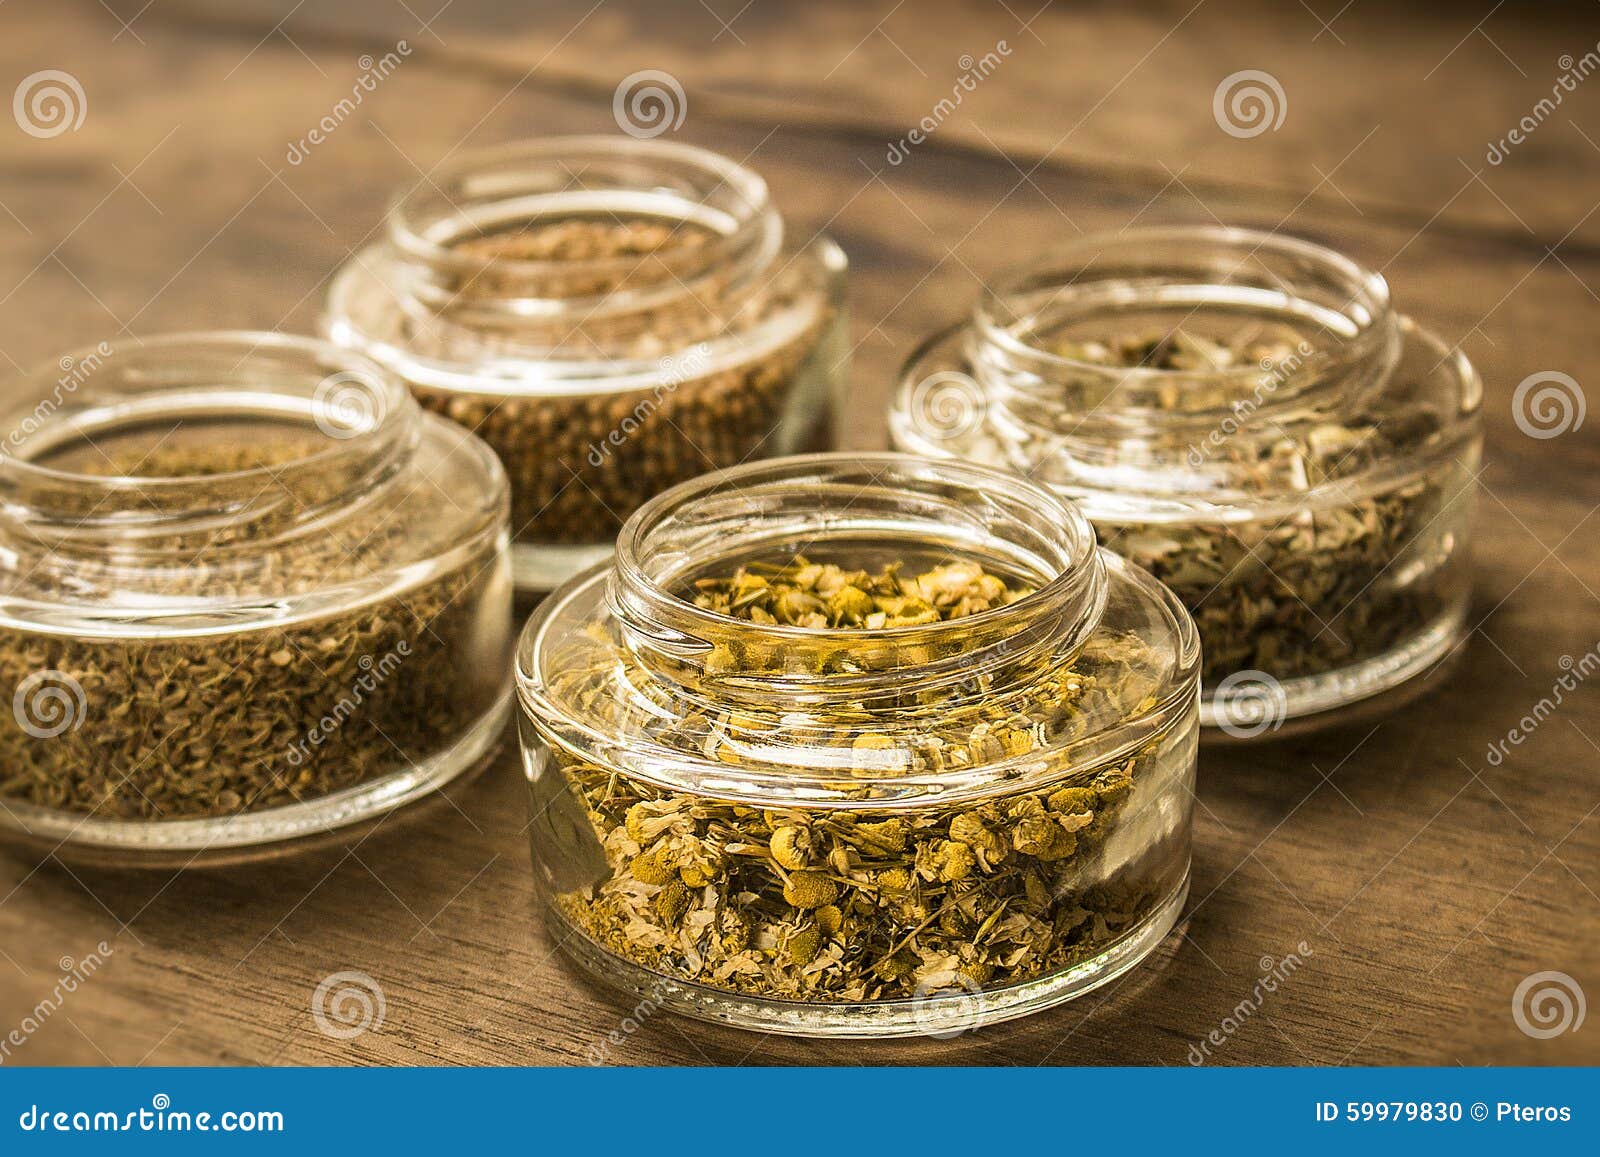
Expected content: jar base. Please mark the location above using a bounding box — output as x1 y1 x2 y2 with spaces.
549 868 1190 1040
0 689 513 865
1200 597 1468 738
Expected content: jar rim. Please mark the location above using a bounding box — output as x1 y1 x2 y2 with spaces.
894 313 1482 518
974 225 1397 413
517 452 1201 804
384 135 782 310
611 451 1103 646
0 331 415 505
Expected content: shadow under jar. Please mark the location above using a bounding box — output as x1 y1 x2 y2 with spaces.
892 227 1483 736
517 453 1199 1037
325 137 848 594
0 333 512 864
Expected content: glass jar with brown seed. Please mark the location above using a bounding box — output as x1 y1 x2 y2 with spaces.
0 333 512 863
325 137 847 593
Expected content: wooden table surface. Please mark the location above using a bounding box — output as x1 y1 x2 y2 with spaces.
0 0 1596 1067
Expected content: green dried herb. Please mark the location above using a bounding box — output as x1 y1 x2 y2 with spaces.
0 441 503 821
1058 327 1469 685
534 555 1188 1002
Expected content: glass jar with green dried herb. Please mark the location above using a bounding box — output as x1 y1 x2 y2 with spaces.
0 333 512 861
892 227 1482 735
325 137 848 595
517 453 1199 1037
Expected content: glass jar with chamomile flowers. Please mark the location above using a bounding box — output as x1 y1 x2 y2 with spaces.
892 227 1482 736
516 453 1199 1037
325 136 848 594
0 333 512 863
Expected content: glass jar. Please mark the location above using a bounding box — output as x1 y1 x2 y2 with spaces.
0 333 512 862
892 227 1482 735
325 137 848 594
517 453 1198 1037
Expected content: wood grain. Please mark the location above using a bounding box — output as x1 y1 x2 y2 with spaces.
0 0 1595 1067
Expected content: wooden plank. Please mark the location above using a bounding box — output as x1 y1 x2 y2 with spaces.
0 0 1595 1067
118 0 1600 247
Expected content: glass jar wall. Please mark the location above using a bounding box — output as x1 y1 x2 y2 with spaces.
892 227 1482 734
325 137 848 593
0 333 512 861
517 453 1199 1037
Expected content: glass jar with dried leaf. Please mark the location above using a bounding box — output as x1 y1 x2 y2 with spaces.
325 137 847 594
0 333 512 862
892 227 1482 735
517 453 1199 1037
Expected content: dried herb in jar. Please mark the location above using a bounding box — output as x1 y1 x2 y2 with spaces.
0 441 503 821
1057 328 1465 684
409 218 834 543
537 556 1184 1001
